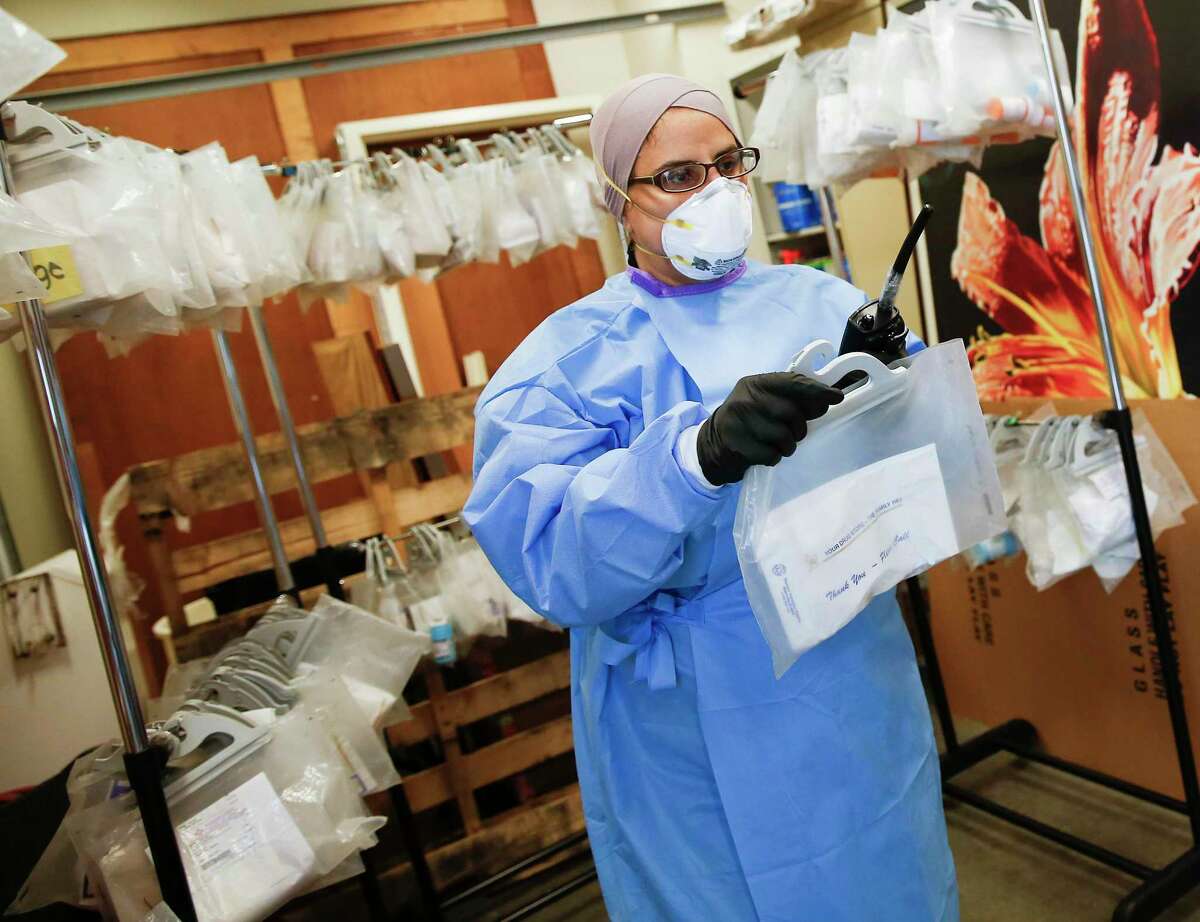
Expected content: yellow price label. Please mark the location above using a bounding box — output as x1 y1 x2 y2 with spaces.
28 245 83 304
1 245 82 313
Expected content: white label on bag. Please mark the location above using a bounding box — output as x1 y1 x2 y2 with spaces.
756 445 957 652
408 596 447 633
1089 463 1128 502
174 773 315 918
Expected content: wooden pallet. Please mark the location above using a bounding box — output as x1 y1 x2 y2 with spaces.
128 388 479 662
126 386 582 893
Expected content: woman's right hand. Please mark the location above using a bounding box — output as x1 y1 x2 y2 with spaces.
696 372 844 486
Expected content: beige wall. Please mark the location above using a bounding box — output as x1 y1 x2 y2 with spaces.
0 555 129 790
0 341 71 570
3 0 419 41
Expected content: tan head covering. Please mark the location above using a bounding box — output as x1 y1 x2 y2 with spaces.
589 73 738 217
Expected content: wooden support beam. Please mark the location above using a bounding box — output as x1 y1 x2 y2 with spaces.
261 44 320 162
142 514 188 641
424 664 484 833
128 389 479 516
169 475 469 593
403 715 574 814
367 467 402 538
388 650 571 747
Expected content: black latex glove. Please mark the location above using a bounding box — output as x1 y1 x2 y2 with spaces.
696 372 844 486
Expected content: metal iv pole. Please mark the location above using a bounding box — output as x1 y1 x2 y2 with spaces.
244 303 345 600
211 328 299 601
0 122 198 922
239 305 443 920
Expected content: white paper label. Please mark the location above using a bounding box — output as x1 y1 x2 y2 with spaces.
756 445 958 653
174 773 315 922
408 596 447 633
1089 463 1128 502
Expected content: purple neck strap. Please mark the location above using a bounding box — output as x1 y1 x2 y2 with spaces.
627 261 748 298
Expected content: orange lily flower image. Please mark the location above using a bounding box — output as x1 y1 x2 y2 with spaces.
951 0 1200 399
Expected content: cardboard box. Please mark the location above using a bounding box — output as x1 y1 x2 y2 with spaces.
927 398 1200 798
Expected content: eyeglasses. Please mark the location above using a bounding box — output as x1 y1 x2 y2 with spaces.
629 147 760 193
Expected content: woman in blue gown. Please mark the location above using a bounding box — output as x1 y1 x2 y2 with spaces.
464 73 958 922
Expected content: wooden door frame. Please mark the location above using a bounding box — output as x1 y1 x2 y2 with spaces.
335 94 600 398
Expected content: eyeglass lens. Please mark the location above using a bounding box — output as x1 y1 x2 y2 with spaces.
656 148 758 192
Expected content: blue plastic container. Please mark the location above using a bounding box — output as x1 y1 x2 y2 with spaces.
772 182 820 233
430 622 457 666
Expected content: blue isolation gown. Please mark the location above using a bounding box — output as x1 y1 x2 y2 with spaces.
464 260 958 922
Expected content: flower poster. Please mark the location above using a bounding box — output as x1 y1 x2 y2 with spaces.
915 0 1200 400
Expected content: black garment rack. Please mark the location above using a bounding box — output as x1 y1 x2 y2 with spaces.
902 7 1200 921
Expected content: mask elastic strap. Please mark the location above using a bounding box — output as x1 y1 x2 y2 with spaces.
596 165 694 231
599 166 695 265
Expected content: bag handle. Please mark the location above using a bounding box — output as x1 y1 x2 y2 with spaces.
1021 416 1060 465
786 339 911 437
1070 416 1122 475
1043 415 1080 471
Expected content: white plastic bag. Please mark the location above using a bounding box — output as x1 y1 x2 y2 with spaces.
230 156 305 299
499 136 574 254
277 163 322 286
0 9 64 100
439 538 509 644
0 189 68 255
488 159 540 267
181 144 257 307
0 190 67 313
14 146 175 315
307 165 384 288
293 669 402 796
929 0 1069 142
370 160 417 280
845 32 899 151
349 537 417 628
417 159 470 271
136 147 217 313
557 151 603 241
391 151 452 263
306 595 430 728
1011 412 1196 592
735 340 1005 676
69 708 382 922
814 47 900 186
460 158 502 264
756 50 825 187
445 161 486 263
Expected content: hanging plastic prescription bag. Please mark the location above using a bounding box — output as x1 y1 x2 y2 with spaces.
734 338 1005 677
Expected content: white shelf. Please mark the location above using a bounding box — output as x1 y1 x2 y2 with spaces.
766 226 827 244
